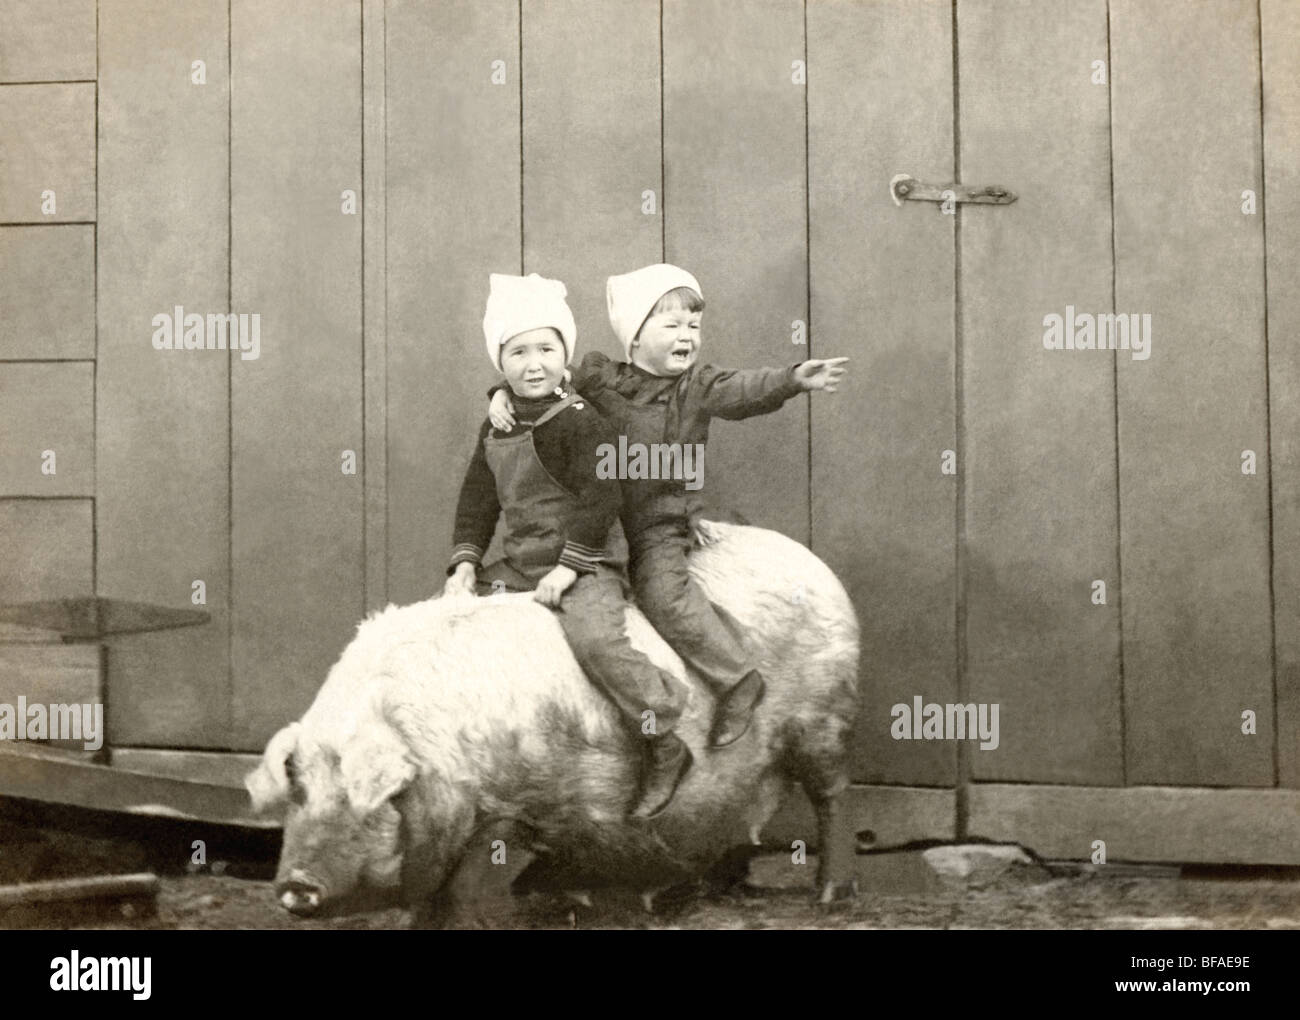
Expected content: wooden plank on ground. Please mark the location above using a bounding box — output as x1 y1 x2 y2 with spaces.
1111 0 1272 786
229 0 363 750
97 0 230 748
809 0 956 785
0 225 94 359
109 748 261 788
663 0 808 543
1262 0 1300 788
522 0 661 353
385 0 520 604
0 83 94 221
970 783 1300 865
0 745 277 828
0 499 91 602
960 0 1120 784
0 0 96 82
0 363 93 495
0 874 158 908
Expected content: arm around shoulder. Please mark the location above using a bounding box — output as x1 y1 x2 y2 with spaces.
568 350 618 396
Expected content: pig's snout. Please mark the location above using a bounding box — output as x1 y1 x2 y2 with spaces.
277 870 325 916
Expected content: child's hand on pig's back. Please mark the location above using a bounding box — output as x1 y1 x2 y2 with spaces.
443 562 478 599
533 565 577 607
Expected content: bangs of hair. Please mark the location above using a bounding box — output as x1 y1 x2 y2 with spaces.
650 286 705 316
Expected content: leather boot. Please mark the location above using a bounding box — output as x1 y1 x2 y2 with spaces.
629 732 694 820
708 670 767 748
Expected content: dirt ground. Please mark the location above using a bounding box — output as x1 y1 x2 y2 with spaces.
9 864 1300 931
4 799 1300 929
144 858 1300 930
5 833 1300 930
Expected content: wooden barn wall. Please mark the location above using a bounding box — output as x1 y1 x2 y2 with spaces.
663 0 810 545
227 1 364 749
384 0 519 609
808 0 957 787
960 0 1122 786
1111 0 1272 789
1263 0 1300 789
97 1 231 748
0 0 98 644
0 0 1297 848
522 0 662 379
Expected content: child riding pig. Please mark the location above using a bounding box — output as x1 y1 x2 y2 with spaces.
489 264 848 763
445 272 692 819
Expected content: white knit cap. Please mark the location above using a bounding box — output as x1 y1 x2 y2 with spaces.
606 263 703 358
482 272 577 370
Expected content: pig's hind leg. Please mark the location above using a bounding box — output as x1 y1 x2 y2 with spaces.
783 718 859 906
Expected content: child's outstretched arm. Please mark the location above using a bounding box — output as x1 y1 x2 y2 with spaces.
444 420 500 596
695 356 850 420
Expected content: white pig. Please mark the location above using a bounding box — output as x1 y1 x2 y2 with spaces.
246 521 860 927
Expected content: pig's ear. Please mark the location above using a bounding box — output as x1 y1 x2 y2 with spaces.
340 724 416 816
245 721 301 814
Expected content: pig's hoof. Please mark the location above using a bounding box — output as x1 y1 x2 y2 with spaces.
563 889 593 909
813 879 858 908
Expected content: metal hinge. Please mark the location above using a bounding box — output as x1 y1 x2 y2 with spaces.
890 173 1018 208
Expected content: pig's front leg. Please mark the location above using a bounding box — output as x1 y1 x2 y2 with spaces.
396 783 471 925
408 818 531 929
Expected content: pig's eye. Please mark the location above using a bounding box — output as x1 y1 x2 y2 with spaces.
284 753 307 805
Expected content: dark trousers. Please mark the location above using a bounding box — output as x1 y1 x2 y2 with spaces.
629 522 755 697
476 559 687 736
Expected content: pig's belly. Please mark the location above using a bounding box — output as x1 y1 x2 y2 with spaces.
510 754 791 888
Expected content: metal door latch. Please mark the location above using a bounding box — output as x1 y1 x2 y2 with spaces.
890 173 1018 208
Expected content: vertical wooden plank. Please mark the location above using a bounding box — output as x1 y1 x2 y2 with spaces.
0 500 92 602
0 226 95 358
98 0 229 748
0 363 93 495
1112 0 1271 786
808 0 956 785
663 0 808 544
522 0 661 352
362 0 387 613
0 0 96 82
960 0 1121 783
230 0 363 749
386 0 520 604
1263 0 1300 787
0 83 95 221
